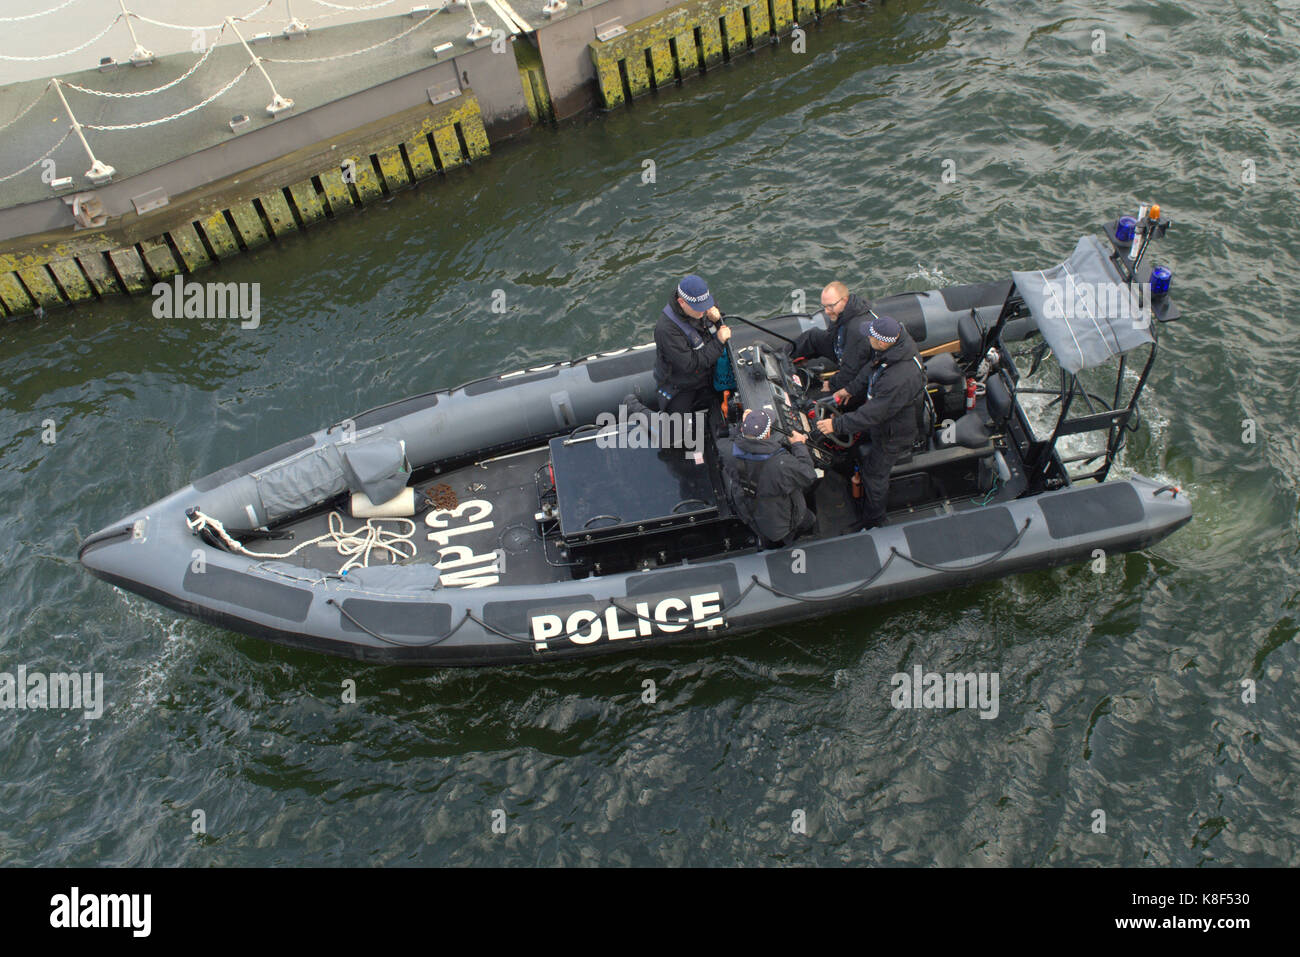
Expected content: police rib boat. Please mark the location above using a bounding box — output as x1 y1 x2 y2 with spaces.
80 204 1191 666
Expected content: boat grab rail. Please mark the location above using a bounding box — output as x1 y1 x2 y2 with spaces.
749 517 1032 603
319 517 1034 648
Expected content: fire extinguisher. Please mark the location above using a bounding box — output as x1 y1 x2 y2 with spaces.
965 377 977 411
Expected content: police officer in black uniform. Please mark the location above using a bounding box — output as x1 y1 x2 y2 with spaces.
652 274 731 416
815 315 925 529
789 281 873 398
719 408 818 547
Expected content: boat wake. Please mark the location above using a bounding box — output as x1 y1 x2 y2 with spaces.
903 263 959 288
110 586 201 718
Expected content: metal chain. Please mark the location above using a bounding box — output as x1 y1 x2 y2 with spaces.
259 11 439 63
0 0 448 187
307 0 399 12
62 27 225 99
0 13 121 62
129 0 274 32
0 81 54 132
83 65 251 131
0 0 86 22
0 127 73 184
246 4 379 24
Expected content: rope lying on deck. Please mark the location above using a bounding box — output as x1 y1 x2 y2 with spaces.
186 508 417 574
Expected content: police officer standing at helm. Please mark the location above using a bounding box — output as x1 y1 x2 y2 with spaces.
815 315 924 530
653 274 731 415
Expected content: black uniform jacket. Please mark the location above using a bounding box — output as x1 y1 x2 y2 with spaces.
830 328 925 454
717 432 818 544
653 295 725 394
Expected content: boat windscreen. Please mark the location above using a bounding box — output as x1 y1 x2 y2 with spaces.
1011 234 1154 374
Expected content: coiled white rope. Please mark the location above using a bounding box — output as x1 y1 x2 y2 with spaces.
186 508 419 574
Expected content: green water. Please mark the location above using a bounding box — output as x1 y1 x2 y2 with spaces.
1 0 1296 865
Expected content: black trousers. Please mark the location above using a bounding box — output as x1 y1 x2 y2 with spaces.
787 506 818 545
756 504 817 550
657 384 723 436
858 441 904 529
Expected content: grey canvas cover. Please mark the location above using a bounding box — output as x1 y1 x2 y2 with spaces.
254 444 348 522
1012 235 1154 374
343 563 442 591
341 437 408 505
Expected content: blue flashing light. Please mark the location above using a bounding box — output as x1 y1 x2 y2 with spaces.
1115 216 1137 243
1151 265 1172 297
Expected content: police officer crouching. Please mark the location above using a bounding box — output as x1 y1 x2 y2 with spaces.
653 274 731 417
719 409 818 548
815 315 924 530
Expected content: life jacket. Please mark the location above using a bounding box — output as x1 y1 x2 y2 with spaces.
655 302 721 395
662 304 706 350
718 438 781 531
864 351 929 434
729 445 777 499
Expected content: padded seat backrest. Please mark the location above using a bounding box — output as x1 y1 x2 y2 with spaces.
913 388 935 449
986 374 1014 425
952 412 992 449
924 352 963 386
958 311 985 362
934 410 991 449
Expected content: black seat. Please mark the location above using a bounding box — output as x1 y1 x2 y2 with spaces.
934 371 1015 450
985 373 1013 427
923 352 963 386
948 413 991 449
957 310 985 364
913 386 934 444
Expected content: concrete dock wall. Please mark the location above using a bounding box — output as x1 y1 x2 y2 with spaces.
0 0 858 320
0 94 489 315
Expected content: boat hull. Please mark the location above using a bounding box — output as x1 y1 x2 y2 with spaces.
80 287 1189 666
80 475 1190 665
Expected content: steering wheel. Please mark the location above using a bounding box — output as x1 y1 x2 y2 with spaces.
807 396 854 448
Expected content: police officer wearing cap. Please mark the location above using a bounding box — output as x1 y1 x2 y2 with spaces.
652 274 731 415
718 408 818 547
815 315 924 529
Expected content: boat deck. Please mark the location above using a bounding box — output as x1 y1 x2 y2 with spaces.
243 445 568 587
